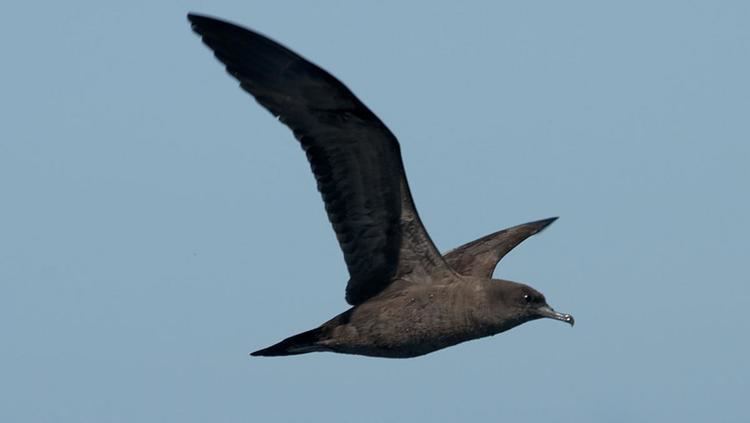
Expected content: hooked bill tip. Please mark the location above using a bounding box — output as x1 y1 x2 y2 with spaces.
538 305 574 327
563 314 575 327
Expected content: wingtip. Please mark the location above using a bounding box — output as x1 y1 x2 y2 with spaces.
186 13 224 30
186 12 206 33
541 216 559 225
186 12 201 24
186 12 207 22
533 216 559 233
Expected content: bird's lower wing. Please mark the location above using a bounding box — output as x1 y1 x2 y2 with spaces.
443 217 558 278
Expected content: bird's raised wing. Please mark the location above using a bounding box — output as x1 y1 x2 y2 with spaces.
188 14 450 305
443 217 557 278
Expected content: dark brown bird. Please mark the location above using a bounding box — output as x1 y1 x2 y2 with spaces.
188 13 574 358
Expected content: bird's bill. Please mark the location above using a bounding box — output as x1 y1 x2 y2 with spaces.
538 305 575 326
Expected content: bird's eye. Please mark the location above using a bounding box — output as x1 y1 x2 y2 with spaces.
523 294 532 303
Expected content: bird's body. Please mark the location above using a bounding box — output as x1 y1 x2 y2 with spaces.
188 13 574 358
299 278 488 358
254 275 564 358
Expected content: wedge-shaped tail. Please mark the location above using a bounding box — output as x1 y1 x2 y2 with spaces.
250 327 327 357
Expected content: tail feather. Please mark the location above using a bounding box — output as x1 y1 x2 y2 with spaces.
250 327 327 357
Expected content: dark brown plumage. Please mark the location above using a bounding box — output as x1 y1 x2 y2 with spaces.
188 13 573 358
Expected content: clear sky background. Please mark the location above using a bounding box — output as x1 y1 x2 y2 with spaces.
1 1 748 422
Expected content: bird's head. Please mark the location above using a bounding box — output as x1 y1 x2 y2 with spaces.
486 279 574 331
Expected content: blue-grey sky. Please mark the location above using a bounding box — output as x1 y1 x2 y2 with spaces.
1 1 748 422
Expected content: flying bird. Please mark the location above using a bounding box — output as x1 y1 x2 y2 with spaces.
188 13 574 358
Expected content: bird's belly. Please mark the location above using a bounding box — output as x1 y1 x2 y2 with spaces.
323 297 481 358
331 330 474 358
